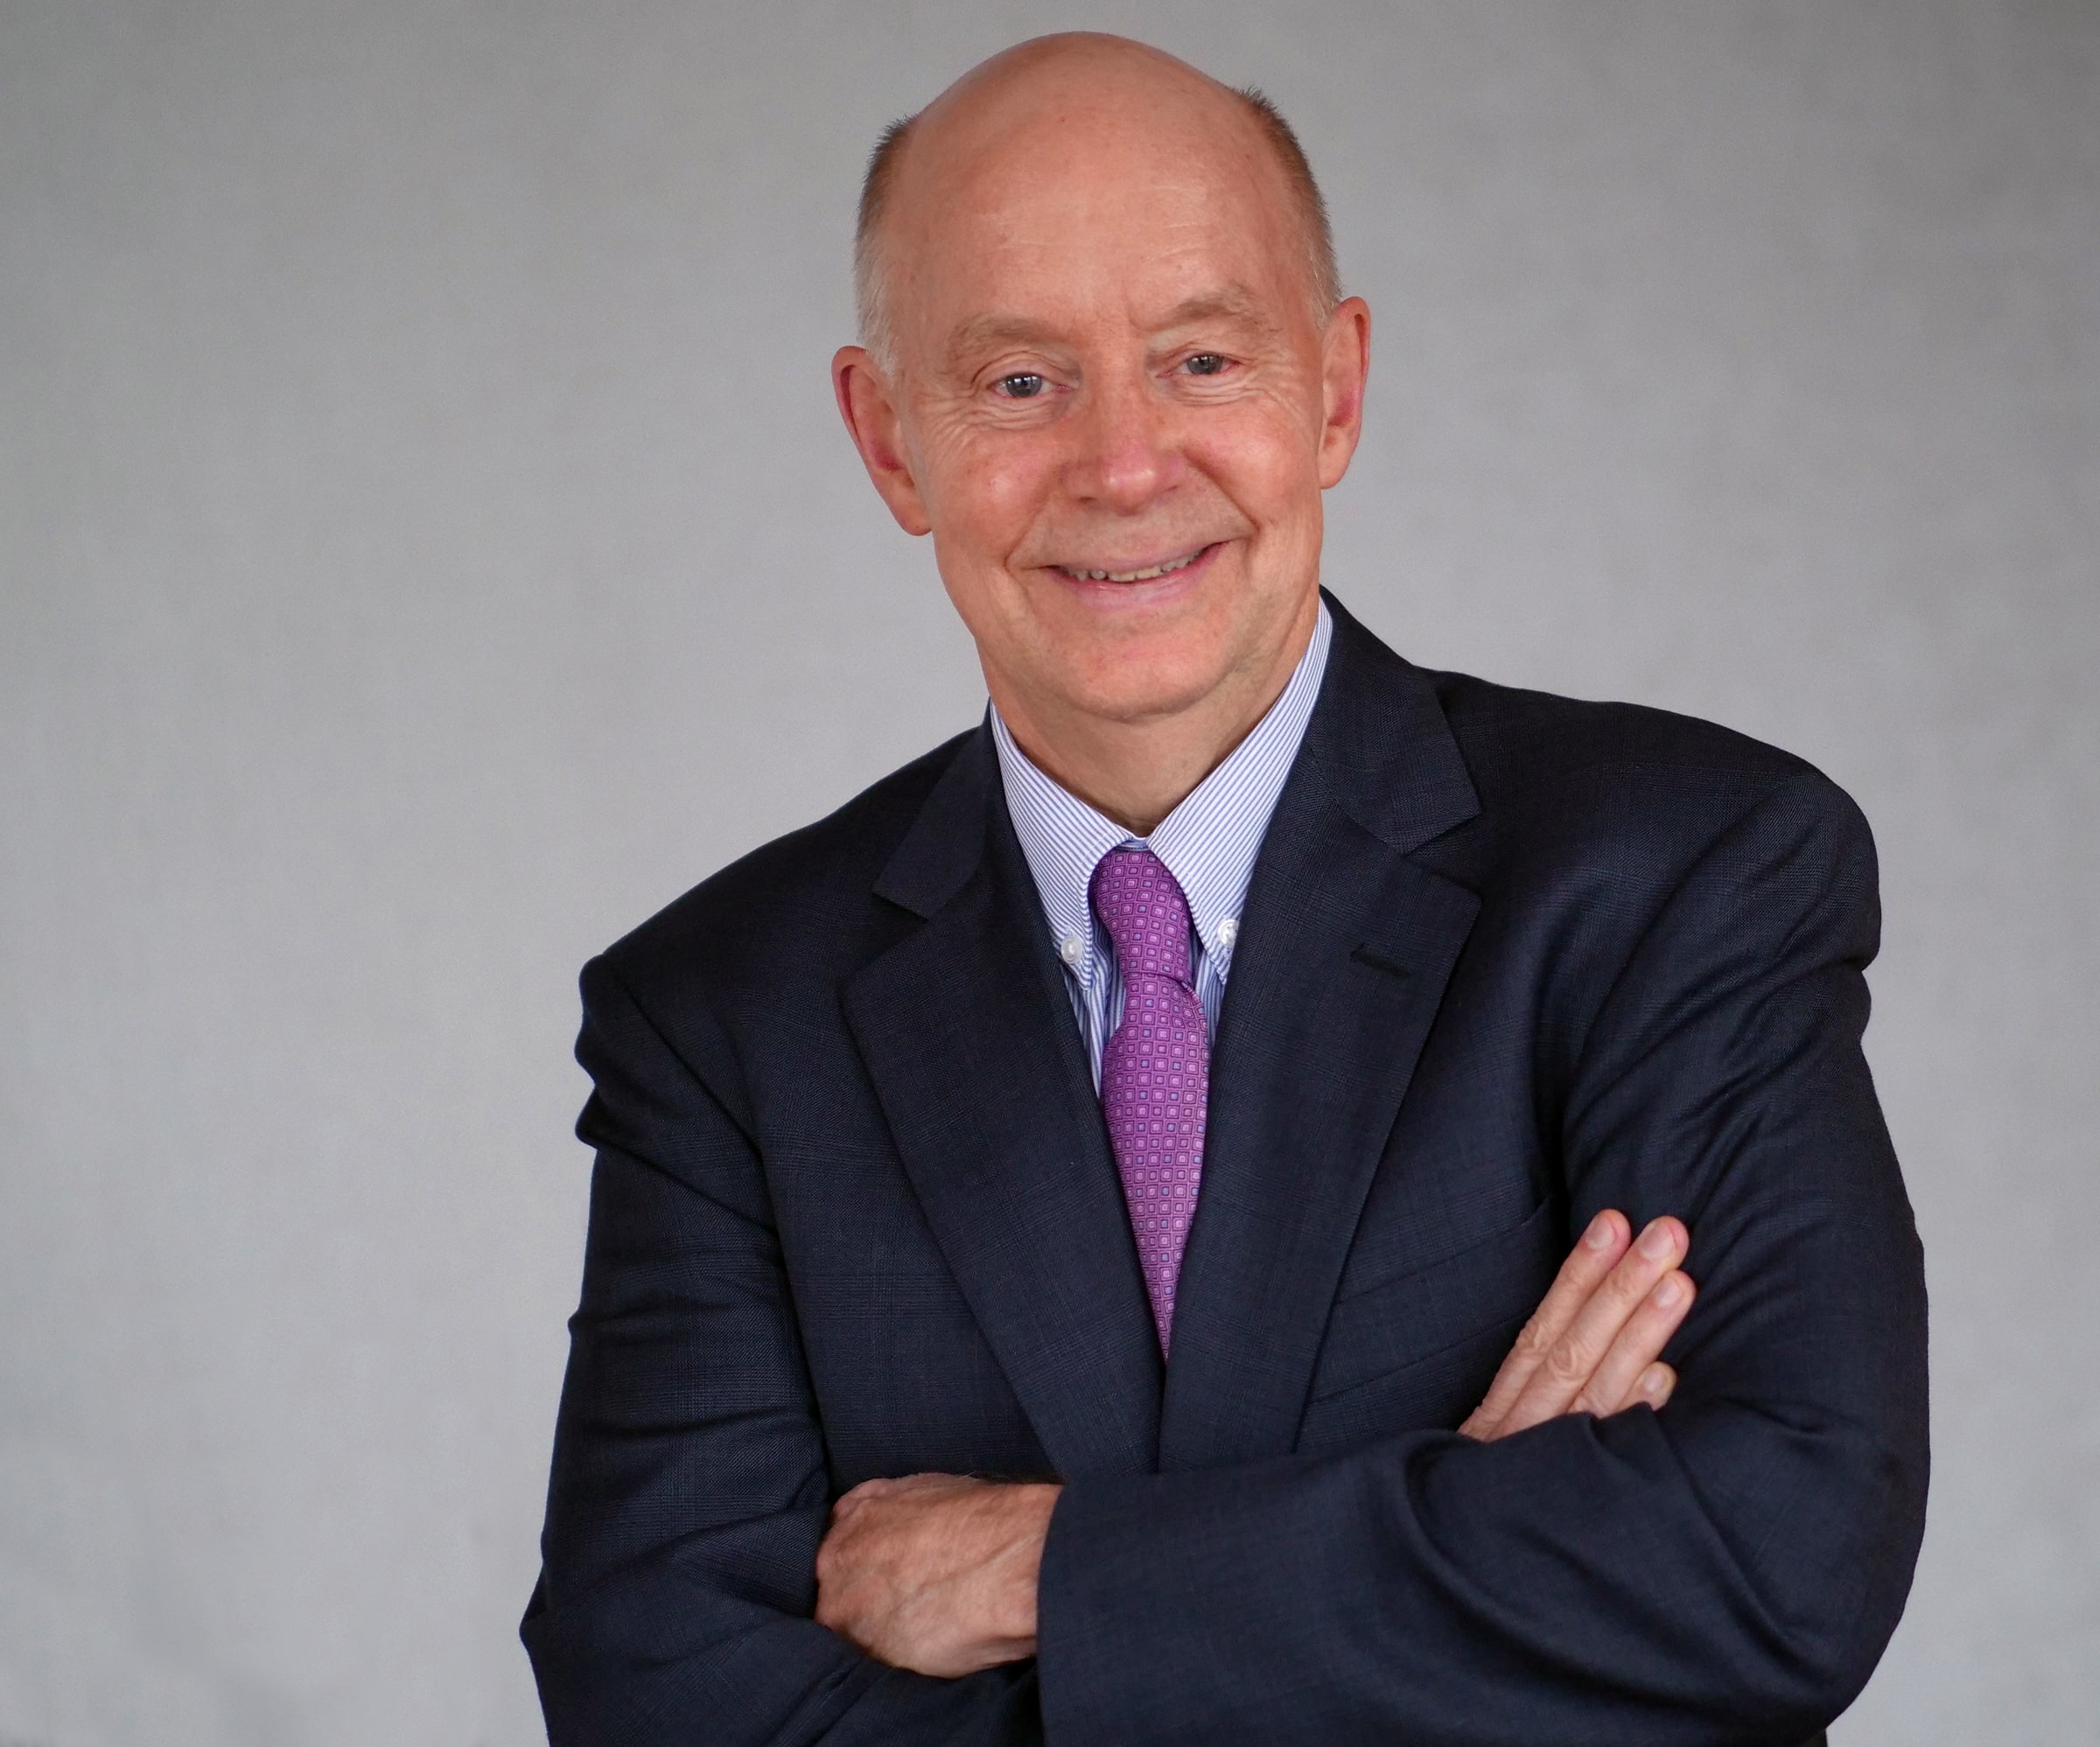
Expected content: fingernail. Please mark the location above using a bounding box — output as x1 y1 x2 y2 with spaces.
1638 1219 1677 1261
1584 1212 1615 1249
1653 1274 1684 1309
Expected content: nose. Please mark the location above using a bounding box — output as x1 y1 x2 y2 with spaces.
1065 370 1185 514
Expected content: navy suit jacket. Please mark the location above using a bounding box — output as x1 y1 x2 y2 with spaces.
523 594 1927 1745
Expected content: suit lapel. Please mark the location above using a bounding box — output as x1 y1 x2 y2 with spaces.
1159 598 1483 1470
844 728 1163 1480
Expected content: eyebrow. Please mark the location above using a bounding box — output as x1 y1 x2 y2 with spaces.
945 314 1065 368
1152 287 1284 339
942 284 1285 371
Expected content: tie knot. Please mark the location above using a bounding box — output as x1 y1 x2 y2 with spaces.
1088 848 1194 986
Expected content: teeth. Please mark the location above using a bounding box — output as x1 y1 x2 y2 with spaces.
1063 548 1204 583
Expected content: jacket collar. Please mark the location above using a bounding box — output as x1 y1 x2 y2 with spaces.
850 591 1481 1474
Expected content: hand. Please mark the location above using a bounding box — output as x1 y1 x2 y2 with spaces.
813 1214 1690 1672
1460 1209 1696 1442
815 1472 1061 1677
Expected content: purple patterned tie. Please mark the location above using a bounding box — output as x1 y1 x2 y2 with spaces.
1090 848 1209 1352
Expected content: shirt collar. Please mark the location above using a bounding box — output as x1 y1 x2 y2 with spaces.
991 598 1332 984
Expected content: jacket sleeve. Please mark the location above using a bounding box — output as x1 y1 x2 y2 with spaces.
1035 772 1928 1746
522 956 1043 1747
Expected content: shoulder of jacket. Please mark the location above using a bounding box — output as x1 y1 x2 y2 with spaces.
593 726 976 995
1413 668 1868 874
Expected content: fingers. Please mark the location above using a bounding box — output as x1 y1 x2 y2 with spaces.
1493 1214 1690 1439
1572 1268 1697 1417
836 1478 892 1509
1460 1209 1629 1440
1634 1361 1676 1411
815 1478 1054 1677
831 1472 952 1526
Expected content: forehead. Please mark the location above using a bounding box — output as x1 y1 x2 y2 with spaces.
889 96 1306 346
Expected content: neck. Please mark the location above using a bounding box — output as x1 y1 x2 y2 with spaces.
990 595 1320 835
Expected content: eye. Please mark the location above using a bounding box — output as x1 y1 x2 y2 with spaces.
1183 353 1229 376
996 373 1047 399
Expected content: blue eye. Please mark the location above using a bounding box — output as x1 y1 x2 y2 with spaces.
998 374 1046 398
1185 353 1228 376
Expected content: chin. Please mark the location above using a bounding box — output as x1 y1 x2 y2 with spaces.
1058 651 1233 725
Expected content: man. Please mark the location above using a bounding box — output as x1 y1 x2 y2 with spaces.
523 33 1927 1746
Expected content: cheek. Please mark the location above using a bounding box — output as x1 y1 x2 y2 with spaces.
1192 405 1322 532
921 428 1056 559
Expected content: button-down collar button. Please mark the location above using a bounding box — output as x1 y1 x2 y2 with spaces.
1216 917 1239 948
1059 933 1088 967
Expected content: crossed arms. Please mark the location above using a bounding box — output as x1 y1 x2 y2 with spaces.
815 1205 1700 1676
524 773 1928 1745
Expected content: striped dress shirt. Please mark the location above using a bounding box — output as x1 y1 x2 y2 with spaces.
990 599 1333 1086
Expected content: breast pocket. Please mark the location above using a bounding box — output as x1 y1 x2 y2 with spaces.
1305 1198 1563 1433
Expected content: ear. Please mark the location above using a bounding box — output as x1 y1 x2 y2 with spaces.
832 346 932 535
1316 297 1372 490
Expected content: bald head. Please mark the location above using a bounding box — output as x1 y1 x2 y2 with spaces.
828 31 1372 816
854 34 1340 372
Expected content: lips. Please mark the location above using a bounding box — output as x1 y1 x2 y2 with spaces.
1052 545 1211 583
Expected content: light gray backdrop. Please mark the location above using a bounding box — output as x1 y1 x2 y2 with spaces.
4 2 2095 1742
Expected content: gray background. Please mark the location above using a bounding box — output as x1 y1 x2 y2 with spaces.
4 1 2094 1741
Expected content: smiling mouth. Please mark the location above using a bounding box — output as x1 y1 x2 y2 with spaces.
1052 545 1212 583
